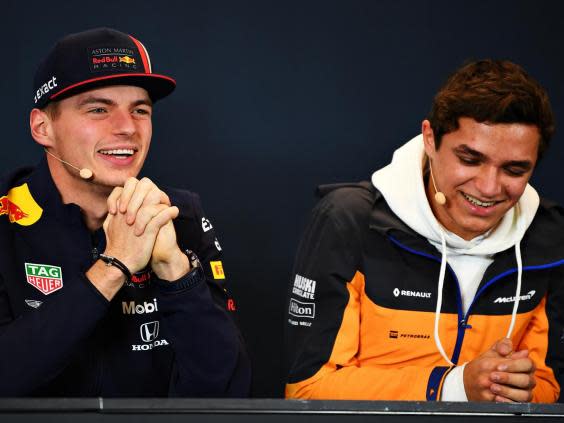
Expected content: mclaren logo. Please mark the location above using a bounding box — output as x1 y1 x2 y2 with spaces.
494 290 536 304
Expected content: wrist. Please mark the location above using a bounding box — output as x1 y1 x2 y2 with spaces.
98 253 132 282
151 248 190 281
86 259 126 300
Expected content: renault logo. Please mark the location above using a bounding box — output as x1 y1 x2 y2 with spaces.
140 321 160 342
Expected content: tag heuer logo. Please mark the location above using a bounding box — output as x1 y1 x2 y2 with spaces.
25 263 63 295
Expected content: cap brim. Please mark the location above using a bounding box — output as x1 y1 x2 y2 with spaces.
48 73 176 104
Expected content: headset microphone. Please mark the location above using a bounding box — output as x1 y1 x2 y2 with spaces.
44 149 94 180
429 161 446 205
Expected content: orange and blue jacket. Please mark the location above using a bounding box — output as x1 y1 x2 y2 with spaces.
285 182 564 402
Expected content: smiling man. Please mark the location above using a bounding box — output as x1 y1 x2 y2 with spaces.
0 28 250 396
285 60 563 402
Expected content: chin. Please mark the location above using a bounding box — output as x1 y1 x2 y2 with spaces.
459 220 497 238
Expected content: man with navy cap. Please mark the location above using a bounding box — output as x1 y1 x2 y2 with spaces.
0 28 250 396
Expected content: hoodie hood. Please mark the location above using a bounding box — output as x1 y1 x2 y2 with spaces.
371 134 540 256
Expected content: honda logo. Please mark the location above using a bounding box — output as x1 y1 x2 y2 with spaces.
140 321 160 342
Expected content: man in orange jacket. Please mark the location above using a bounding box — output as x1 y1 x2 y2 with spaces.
285 60 563 402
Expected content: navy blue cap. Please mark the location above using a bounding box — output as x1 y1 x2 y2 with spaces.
32 28 176 108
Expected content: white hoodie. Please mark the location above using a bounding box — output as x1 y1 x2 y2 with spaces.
371 134 540 401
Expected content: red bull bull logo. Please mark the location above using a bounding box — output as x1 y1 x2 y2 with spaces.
0 183 42 226
0 196 28 222
119 56 136 64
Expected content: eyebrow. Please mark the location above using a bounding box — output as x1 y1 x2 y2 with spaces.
454 144 533 170
77 97 153 108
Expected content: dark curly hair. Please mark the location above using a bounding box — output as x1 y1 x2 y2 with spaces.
428 60 554 159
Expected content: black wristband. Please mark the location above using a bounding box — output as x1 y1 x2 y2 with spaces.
99 253 132 282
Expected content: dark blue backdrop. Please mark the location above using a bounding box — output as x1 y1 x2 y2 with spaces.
2 0 564 397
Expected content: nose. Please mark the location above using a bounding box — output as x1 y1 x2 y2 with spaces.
110 108 136 137
474 166 502 198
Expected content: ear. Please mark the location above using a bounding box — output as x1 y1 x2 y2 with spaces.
421 120 437 158
30 108 54 148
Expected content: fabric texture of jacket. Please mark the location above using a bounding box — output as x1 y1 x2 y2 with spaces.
285 181 564 402
0 159 251 397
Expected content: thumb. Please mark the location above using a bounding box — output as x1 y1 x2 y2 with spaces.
492 338 514 357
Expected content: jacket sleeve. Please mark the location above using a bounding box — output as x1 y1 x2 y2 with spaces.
516 295 560 403
285 193 451 400
0 270 109 395
154 192 251 397
530 271 564 403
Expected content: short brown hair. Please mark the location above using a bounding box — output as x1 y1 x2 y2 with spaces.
43 101 61 120
428 60 555 159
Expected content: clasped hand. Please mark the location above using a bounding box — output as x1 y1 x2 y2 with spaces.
103 177 189 281
464 338 536 402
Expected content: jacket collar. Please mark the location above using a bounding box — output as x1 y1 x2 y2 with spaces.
24 157 86 228
368 185 564 267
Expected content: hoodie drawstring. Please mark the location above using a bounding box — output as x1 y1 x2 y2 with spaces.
434 230 523 366
506 240 523 338
433 228 454 366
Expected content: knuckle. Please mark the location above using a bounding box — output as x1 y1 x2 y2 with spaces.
126 176 138 186
110 186 122 197
478 375 490 388
495 373 506 384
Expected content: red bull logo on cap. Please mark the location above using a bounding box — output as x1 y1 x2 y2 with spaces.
119 56 136 64
0 183 43 226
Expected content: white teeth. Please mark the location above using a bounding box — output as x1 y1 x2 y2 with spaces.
99 149 134 156
462 192 496 207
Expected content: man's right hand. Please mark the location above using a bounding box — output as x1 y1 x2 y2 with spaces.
463 338 536 402
86 201 178 300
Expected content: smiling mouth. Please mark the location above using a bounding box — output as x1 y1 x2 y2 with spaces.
461 192 500 208
98 148 136 158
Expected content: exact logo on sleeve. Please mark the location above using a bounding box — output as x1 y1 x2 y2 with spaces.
210 261 226 279
25 263 63 295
